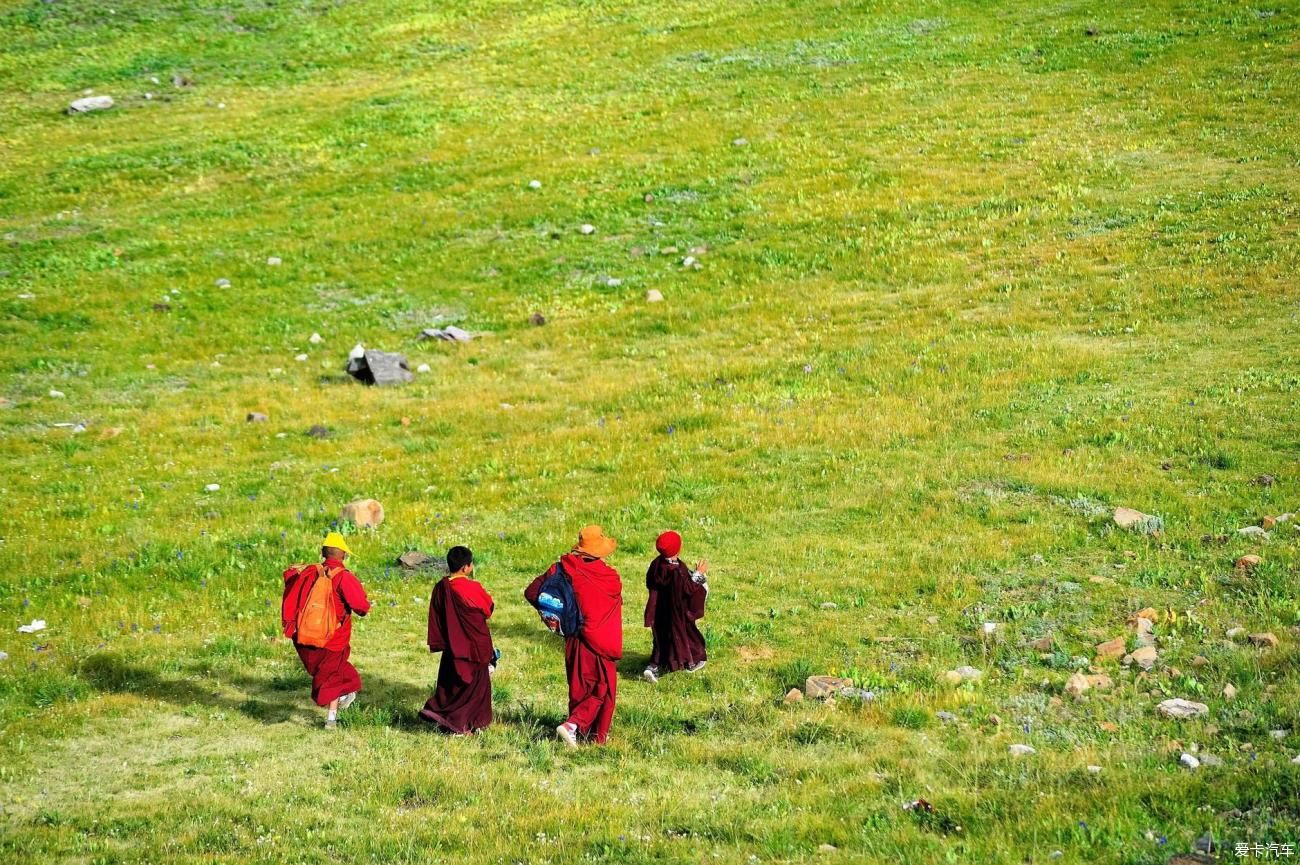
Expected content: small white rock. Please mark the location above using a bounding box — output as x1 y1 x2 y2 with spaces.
1009 744 1036 756
267 256 282 266
982 622 1000 635
1179 753 1200 770
528 180 542 189
645 289 665 303
1292 754 1300 765
416 363 431 374
0 650 8 661
682 255 697 268
295 353 308 362
204 483 220 492
1269 729 1289 740
579 224 595 235
606 277 623 287
1086 765 1102 774
48 389 66 399
309 333 322 344
732 137 749 147
349 343 366 360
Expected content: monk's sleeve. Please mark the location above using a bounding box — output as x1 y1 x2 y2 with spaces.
427 585 447 652
644 565 659 628
337 571 371 616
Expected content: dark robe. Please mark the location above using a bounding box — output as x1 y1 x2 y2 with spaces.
525 553 623 743
644 556 708 673
420 576 495 734
282 559 370 706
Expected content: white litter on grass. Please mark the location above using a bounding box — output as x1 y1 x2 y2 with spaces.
18 620 46 634
204 483 220 492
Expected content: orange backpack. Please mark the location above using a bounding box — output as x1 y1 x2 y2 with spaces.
295 564 343 648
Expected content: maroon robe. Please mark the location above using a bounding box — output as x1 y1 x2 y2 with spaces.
282 559 370 706
525 553 623 743
420 576 495 734
644 556 708 672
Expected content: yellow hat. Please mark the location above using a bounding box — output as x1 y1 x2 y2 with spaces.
321 531 353 556
573 524 616 559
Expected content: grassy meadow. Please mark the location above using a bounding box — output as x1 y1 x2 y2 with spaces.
2 0 1299 861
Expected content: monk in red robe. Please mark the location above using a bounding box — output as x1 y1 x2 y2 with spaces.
420 546 496 734
524 525 623 746
642 531 709 683
281 532 371 728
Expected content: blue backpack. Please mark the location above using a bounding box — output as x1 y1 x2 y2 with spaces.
532 562 583 637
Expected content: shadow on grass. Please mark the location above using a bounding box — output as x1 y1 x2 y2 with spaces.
77 651 430 728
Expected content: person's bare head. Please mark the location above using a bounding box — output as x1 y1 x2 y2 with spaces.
322 545 348 562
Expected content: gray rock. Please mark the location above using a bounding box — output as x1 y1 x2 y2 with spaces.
1237 525 1269 538
419 325 472 342
579 224 596 235
346 349 413 386
529 312 546 326
1008 744 1036 756
819 602 838 610
837 688 875 702
306 424 331 439
936 711 957 723
1179 753 1200 770
397 550 446 572
1157 698 1209 720
1199 753 1223 767
267 256 282 266
246 412 269 423
804 675 854 699
68 95 114 114
215 278 231 288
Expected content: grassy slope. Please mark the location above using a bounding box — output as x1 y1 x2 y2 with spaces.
1 0 1298 861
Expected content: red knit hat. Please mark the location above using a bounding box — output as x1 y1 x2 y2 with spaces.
655 531 682 558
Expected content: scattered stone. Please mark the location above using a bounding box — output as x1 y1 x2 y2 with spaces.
1095 636 1127 660
661 246 679 255
1192 655 1209 668
1226 626 1246 639
1179 753 1201 770
1268 729 1288 740
246 412 269 423
1087 765 1102 774
1199 753 1223 767
346 349 414 386
1131 646 1159 671
1292 755 1300 764
307 424 330 439
1234 554 1262 573
204 483 220 492
416 363 431 374
68 95 114 114
267 256 282 266
528 179 541 189
172 73 192 87
1065 672 1091 698
529 312 546 326
682 255 698 268
819 602 837 610
1237 525 1269 538
579 223 595 235
1157 698 1209 720
981 622 1000 636
1260 516 1277 531
397 550 444 571
817 844 837 854
1030 635 1053 651
944 666 982 684
645 289 664 303
936 711 957 723
804 675 854 699
0 650 7 661
419 326 472 342
605 277 623 287
295 353 308 362
1008 744 1036 756
309 332 322 344
98 427 123 440
340 498 384 528
784 688 803 703
399 417 411 427
1099 721 1118 733
732 137 749 147
215 278 231 288
1113 507 1163 534
837 688 875 702
17 620 46 633
1248 632 1279 649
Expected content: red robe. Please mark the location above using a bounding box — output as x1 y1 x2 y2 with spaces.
420 576 495 734
525 553 623 743
644 556 707 672
282 558 371 706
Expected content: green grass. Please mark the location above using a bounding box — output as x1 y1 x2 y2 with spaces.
1 0 1299 861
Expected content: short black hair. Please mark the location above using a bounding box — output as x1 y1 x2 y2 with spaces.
447 545 474 573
